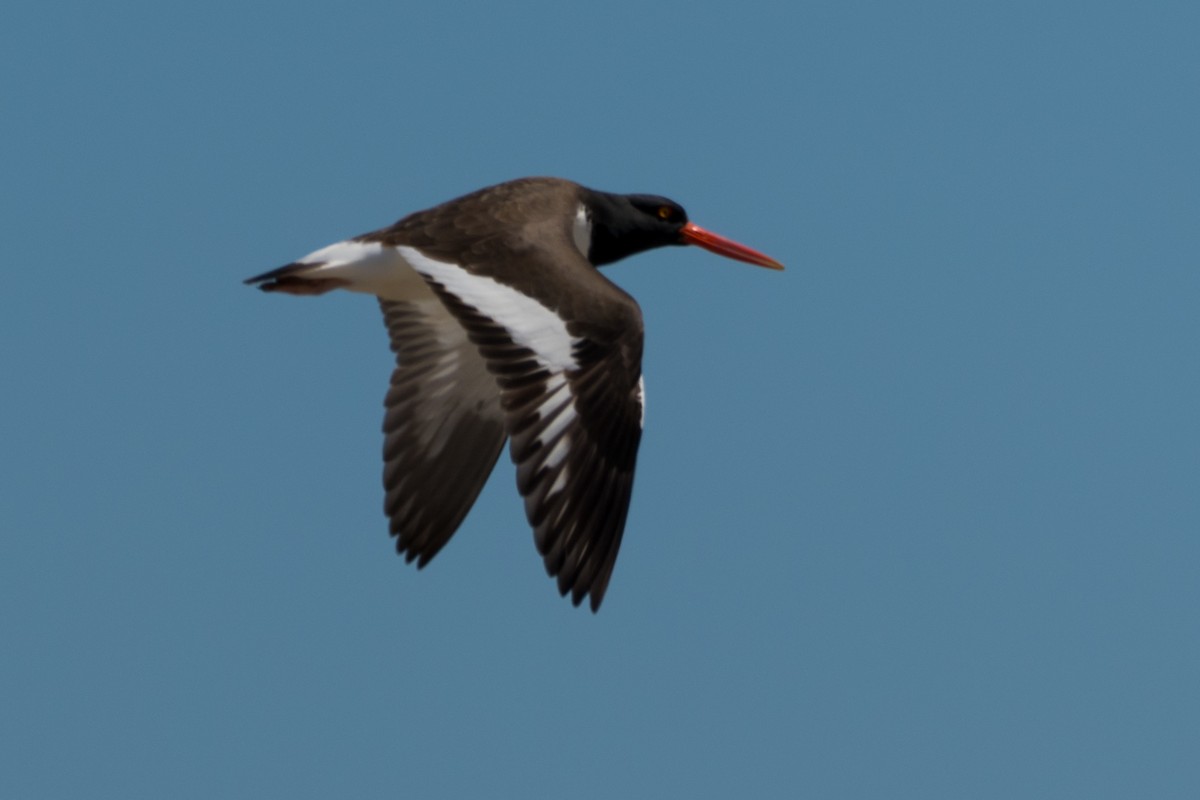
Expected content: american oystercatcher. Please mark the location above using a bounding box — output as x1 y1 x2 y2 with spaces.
246 177 782 610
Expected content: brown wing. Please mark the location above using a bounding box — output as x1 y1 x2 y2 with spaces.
378 297 507 566
400 243 645 611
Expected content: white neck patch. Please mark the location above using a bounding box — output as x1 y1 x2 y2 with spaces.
571 205 592 260
636 375 645 428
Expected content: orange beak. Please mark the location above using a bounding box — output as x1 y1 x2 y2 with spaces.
679 222 784 270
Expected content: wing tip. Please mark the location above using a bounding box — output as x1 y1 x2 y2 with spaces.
556 574 608 612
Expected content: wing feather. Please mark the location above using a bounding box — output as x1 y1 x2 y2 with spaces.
378 298 507 566
405 249 644 611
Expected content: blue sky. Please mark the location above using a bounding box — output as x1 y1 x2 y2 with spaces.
3 1 1198 797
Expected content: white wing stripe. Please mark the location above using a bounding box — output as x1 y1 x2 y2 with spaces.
400 245 580 371
538 400 576 448
546 467 570 499
544 436 572 470
533 376 575 446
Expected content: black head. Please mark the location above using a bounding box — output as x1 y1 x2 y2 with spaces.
580 187 785 271
582 190 691 266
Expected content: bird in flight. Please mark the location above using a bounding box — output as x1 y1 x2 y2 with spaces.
246 177 783 610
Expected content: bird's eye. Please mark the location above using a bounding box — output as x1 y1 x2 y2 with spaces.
657 205 674 220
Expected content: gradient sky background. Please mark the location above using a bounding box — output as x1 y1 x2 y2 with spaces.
3 2 1198 797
